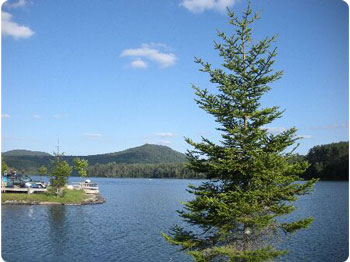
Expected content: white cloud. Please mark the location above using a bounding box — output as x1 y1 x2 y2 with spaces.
4 0 27 9
120 43 176 68
159 140 172 145
297 134 312 139
83 133 103 139
52 113 65 119
263 127 312 140
263 126 287 134
1 114 11 119
147 42 173 51
180 0 236 13
33 114 41 119
130 59 148 69
309 123 348 130
2 11 34 39
3 136 25 141
155 132 176 138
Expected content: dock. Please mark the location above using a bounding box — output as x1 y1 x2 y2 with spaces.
71 182 99 194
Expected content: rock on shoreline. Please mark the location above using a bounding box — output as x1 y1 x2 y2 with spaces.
81 194 106 205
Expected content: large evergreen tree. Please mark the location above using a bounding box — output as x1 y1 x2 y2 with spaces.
163 4 317 262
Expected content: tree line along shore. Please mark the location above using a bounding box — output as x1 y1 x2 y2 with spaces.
2 141 348 181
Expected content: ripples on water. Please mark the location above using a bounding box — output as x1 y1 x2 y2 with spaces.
2 179 348 262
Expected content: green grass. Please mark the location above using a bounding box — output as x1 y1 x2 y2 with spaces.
2 189 88 204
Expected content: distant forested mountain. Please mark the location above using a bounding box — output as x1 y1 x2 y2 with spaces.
80 144 187 164
3 150 52 157
2 142 348 180
2 144 187 174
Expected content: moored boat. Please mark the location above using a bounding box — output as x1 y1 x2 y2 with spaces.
71 179 99 194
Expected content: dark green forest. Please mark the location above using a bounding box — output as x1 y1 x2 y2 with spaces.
302 141 348 180
87 162 204 179
2 142 348 180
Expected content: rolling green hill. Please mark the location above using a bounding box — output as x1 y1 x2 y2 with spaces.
3 150 52 157
2 144 187 174
79 144 187 164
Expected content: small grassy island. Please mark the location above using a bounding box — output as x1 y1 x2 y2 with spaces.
2 188 105 205
1 152 105 205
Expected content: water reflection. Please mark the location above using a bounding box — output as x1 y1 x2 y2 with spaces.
27 205 34 218
48 205 68 256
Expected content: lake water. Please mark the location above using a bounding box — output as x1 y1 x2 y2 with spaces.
2 178 348 262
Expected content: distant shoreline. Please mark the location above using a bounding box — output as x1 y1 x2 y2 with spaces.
22 175 350 182
3 141 348 181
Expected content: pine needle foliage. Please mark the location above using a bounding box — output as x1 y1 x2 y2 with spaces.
163 4 317 262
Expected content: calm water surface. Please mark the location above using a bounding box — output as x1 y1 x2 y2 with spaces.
2 178 348 262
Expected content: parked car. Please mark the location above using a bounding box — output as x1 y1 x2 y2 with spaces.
4 173 47 188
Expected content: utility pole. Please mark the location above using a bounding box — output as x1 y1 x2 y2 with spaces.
56 137 60 161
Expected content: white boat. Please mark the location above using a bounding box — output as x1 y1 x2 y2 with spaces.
71 179 99 194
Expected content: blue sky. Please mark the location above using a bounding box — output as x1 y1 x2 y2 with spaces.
1 0 348 155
